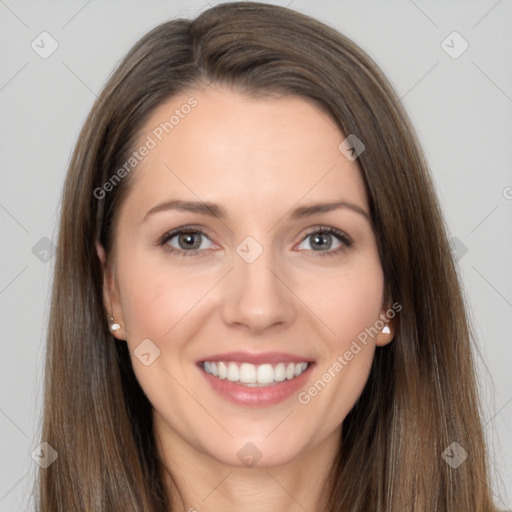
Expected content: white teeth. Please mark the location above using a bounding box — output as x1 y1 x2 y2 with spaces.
294 362 308 377
217 361 227 379
256 364 274 384
202 360 310 386
227 362 239 381
239 363 256 383
274 363 286 382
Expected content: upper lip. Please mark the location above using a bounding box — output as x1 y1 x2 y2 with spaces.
197 351 314 365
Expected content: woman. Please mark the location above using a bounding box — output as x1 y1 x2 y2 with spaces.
37 2 499 510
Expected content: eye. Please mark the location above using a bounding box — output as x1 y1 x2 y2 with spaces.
158 225 352 258
296 226 352 257
159 227 214 256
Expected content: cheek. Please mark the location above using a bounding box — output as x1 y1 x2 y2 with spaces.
309 258 385 347
114 252 212 414
116 251 216 343
296 259 384 421
299 343 375 443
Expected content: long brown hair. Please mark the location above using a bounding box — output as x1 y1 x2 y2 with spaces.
37 2 498 510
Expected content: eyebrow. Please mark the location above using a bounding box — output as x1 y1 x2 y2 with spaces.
143 199 371 223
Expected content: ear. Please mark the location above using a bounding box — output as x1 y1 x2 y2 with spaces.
96 240 126 340
375 294 398 347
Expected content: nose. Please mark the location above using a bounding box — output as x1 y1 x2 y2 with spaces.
220 244 296 335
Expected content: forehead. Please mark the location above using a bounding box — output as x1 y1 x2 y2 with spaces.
121 84 368 221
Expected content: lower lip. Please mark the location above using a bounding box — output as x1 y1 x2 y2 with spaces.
199 363 315 407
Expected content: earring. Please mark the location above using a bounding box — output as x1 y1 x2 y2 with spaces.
109 316 121 332
382 324 391 334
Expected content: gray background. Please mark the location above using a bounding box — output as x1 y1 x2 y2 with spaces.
1 0 511 509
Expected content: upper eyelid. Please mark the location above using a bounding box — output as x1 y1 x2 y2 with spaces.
160 225 351 248
159 224 214 241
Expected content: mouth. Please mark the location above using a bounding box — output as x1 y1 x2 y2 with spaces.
200 360 310 387
196 352 316 406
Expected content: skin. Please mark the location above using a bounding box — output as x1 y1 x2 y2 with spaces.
97 84 395 512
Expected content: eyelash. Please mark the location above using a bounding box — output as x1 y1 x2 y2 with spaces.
157 225 352 258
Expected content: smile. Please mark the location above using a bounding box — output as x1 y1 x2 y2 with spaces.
201 361 310 387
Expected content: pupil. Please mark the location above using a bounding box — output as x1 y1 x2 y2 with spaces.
180 233 200 250
312 233 331 250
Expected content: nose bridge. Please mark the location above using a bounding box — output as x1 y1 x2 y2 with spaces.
220 235 296 332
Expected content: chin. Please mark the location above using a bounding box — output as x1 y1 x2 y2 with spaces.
199 433 309 470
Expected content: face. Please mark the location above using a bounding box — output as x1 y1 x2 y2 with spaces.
97 84 395 469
